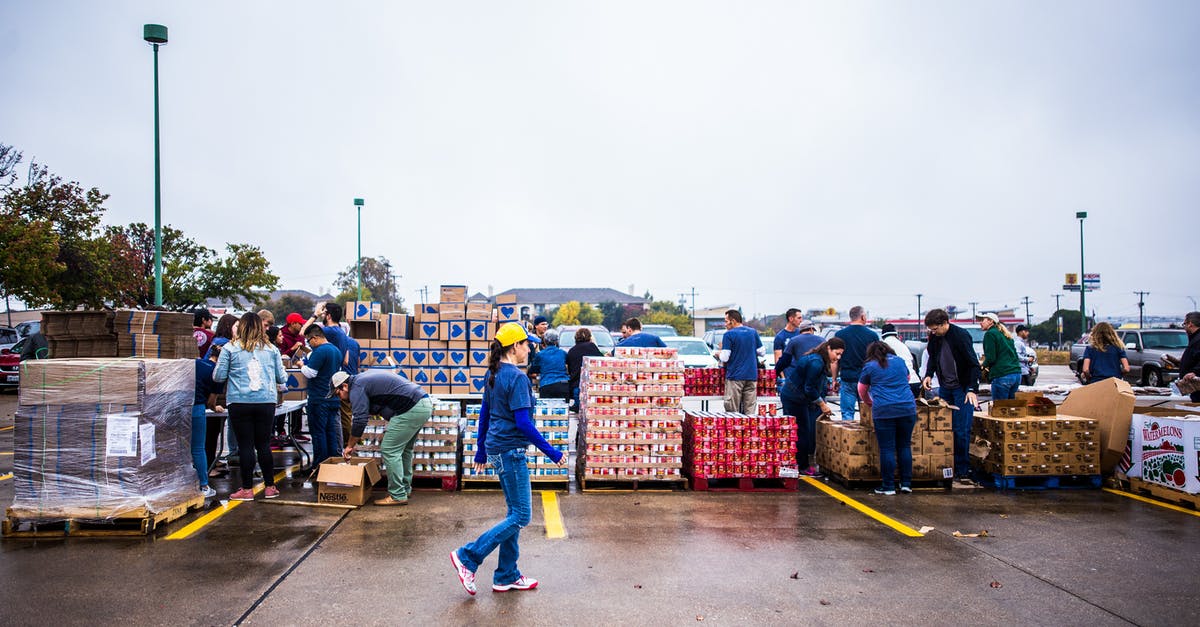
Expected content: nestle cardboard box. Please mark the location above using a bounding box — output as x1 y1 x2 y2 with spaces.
345 301 382 321
384 314 410 339
440 285 467 303
1058 378 1135 474
316 457 382 506
416 320 440 341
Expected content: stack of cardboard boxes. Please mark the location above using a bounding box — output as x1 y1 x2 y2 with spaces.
41 310 197 359
971 393 1101 477
815 398 956 482
343 285 498 395
1124 403 1200 497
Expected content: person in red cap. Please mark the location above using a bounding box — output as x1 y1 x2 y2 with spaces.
277 312 308 362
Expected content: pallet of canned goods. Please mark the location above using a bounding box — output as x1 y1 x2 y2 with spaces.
462 399 571 486
354 399 461 490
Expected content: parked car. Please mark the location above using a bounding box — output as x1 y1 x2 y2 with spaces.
641 324 679 338
0 337 21 391
15 320 40 338
0 326 19 353
661 336 719 368
1069 328 1187 387
556 325 617 356
702 329 725 350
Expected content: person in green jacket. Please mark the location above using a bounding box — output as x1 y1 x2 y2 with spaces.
977 313 1022 400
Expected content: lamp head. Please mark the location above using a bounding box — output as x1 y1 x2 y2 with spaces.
143 24 168 45
1076 211 1088 219
354 198 365 206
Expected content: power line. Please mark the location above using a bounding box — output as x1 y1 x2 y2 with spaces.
1134 291 1150 329
1020 296 1033 325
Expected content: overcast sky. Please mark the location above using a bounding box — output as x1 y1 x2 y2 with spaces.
2 1 1196 323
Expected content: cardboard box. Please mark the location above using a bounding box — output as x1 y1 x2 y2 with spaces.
922 430 954 456
448 340 469 350
469 347 490 367
389 346 410 366
1133 411 1200 493
316 457 382 506
384 314 410 339
283 368 308 401
468 320 493 342
917 398 955 431
410 348 429 367
418 303 440 315
347 320 379 340
466 303 492 319
430 367 451 386
440 304 466 320
1058 378 1135 474
448 349 468 367
427 347 449 367
429 385 452 396
345 301 382 321
497 303 520 323
416 320 440 341
410 368 430 385
363 339 390 349
440 285 467 303
451 367 470 387
469 374 488 394
495 294 517 305
441 320 468 342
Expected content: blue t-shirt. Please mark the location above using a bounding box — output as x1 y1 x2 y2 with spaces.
859 355 917 420
1083 344 1127 381
194 358 225 405
619 332 667 348
203 336 230 360
835 325 878 383
783 333 823 362
774 328 801 353
532 346 570 387
722 326 762 381
322 325 349 364
483 363 536 455
344 336 361 373
306 342 343 398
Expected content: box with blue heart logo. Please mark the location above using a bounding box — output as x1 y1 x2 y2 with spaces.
496 304 520 323
440 320 467 342
427 347 449 367
468 320 496 342
468 346 489 367
416 320 440 341
410 367 431 385
469 374 488 394
447 349 468 367
409 348 429 367
284 369 308 400
419 303 439 315
346 300 381 321
450 367 470 392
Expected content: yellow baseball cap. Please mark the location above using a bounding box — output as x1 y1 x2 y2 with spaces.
495 322 541 347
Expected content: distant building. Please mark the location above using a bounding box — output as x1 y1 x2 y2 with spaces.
491 288 649 322
205 289 334 314
692 304 739 337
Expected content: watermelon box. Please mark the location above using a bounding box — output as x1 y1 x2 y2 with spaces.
1136 411 1200 494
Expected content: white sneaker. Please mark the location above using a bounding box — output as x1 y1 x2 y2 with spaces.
201 485 217 498
493 576 539 592
899 486 913 494
450 551 476 595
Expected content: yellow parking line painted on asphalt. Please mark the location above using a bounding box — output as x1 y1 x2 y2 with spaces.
0 425 13 432
0 451 12 455
800 476 925 537
0 473 12 482
1103 488 1200 519
165 464 300 540
541 491 567 539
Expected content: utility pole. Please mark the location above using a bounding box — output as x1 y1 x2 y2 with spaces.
1020 296 1033 326
417 286 428 305
915 294 923 319
1134 291 1149 329
969 301 978 319
1052 293 1062 314
1077 211 1088 334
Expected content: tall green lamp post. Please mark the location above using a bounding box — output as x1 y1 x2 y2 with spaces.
144 24 168 306
354 198 365 300
1077 211 1088 336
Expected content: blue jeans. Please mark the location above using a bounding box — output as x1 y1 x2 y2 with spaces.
938 386 974 477
839 380 858 421
873 414 917 491
307 397 343 466
990 372 1021 401
457 448 532 586
780 392 818 468
191 404 209 487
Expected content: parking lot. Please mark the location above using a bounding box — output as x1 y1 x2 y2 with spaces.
2 380 1197 626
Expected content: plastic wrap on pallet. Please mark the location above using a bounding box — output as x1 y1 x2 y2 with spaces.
10 358 198 521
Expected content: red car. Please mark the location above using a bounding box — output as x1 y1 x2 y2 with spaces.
0 346 19 391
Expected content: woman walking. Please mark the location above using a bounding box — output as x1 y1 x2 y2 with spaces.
451 323 566 595
213 311 288 501
1081 321 1130 384
858 342 919 495
779 338 844 477
978 313 1022 400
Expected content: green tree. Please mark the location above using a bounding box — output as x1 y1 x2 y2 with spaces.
643 300 692 335
262 293 317 323
1031 309 1088 346
552 301 583 326
577 303 603 325
335 287 374 311
334 256 405 313
598 301 624 331
106 223 280 311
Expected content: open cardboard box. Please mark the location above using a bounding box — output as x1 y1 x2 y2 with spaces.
1058 378 1135 474
316 457 382 506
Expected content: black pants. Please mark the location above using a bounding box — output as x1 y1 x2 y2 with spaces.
229 403 276 489
206 416 224 472
540 382 571 404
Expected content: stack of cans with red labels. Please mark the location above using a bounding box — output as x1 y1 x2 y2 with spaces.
683 411 798 479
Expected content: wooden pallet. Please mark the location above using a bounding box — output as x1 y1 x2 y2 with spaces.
461 476 570 491
977 472 1102 491
580 477 687 492
1127 477 1200 510
3 495 206 538
820 470 953 491
689 476 799 492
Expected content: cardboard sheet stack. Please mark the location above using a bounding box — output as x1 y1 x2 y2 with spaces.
41 310 198 359
345 285 495 394
10 358 198 520
683 411 796 479
355 400 461 477
580 347 685 481
970 392 1100 477
463 399 570 481
815 398 956 481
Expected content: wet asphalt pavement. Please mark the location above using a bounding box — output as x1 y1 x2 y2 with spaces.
2 385 1198 626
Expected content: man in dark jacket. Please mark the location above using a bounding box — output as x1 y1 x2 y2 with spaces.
922 309 981 484
1179 311 1200 402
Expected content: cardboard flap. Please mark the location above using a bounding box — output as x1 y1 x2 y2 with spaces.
1059 378 1135 473
317 457 381 485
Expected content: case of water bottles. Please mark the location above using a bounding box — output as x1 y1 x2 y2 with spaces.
357 399 461 476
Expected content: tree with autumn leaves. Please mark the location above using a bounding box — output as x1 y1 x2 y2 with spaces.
0 143 278 311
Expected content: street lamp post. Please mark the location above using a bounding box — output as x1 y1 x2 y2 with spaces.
354 198 364 300
144 24 168 306
1077 211 1088 336
915 293 923 319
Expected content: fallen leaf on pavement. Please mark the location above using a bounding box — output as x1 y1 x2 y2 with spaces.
952 530 991 538
819 599 831 606
990 581 1003 589
790 572 799 579
696 616 704 622
634 584 642 589
999 514 1009 519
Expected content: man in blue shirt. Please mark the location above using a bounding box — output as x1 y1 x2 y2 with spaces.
618 318 668 348
834 306 878 421
301 325 345 466
775 321 823 376
773 308 803 362
719 309 762 413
